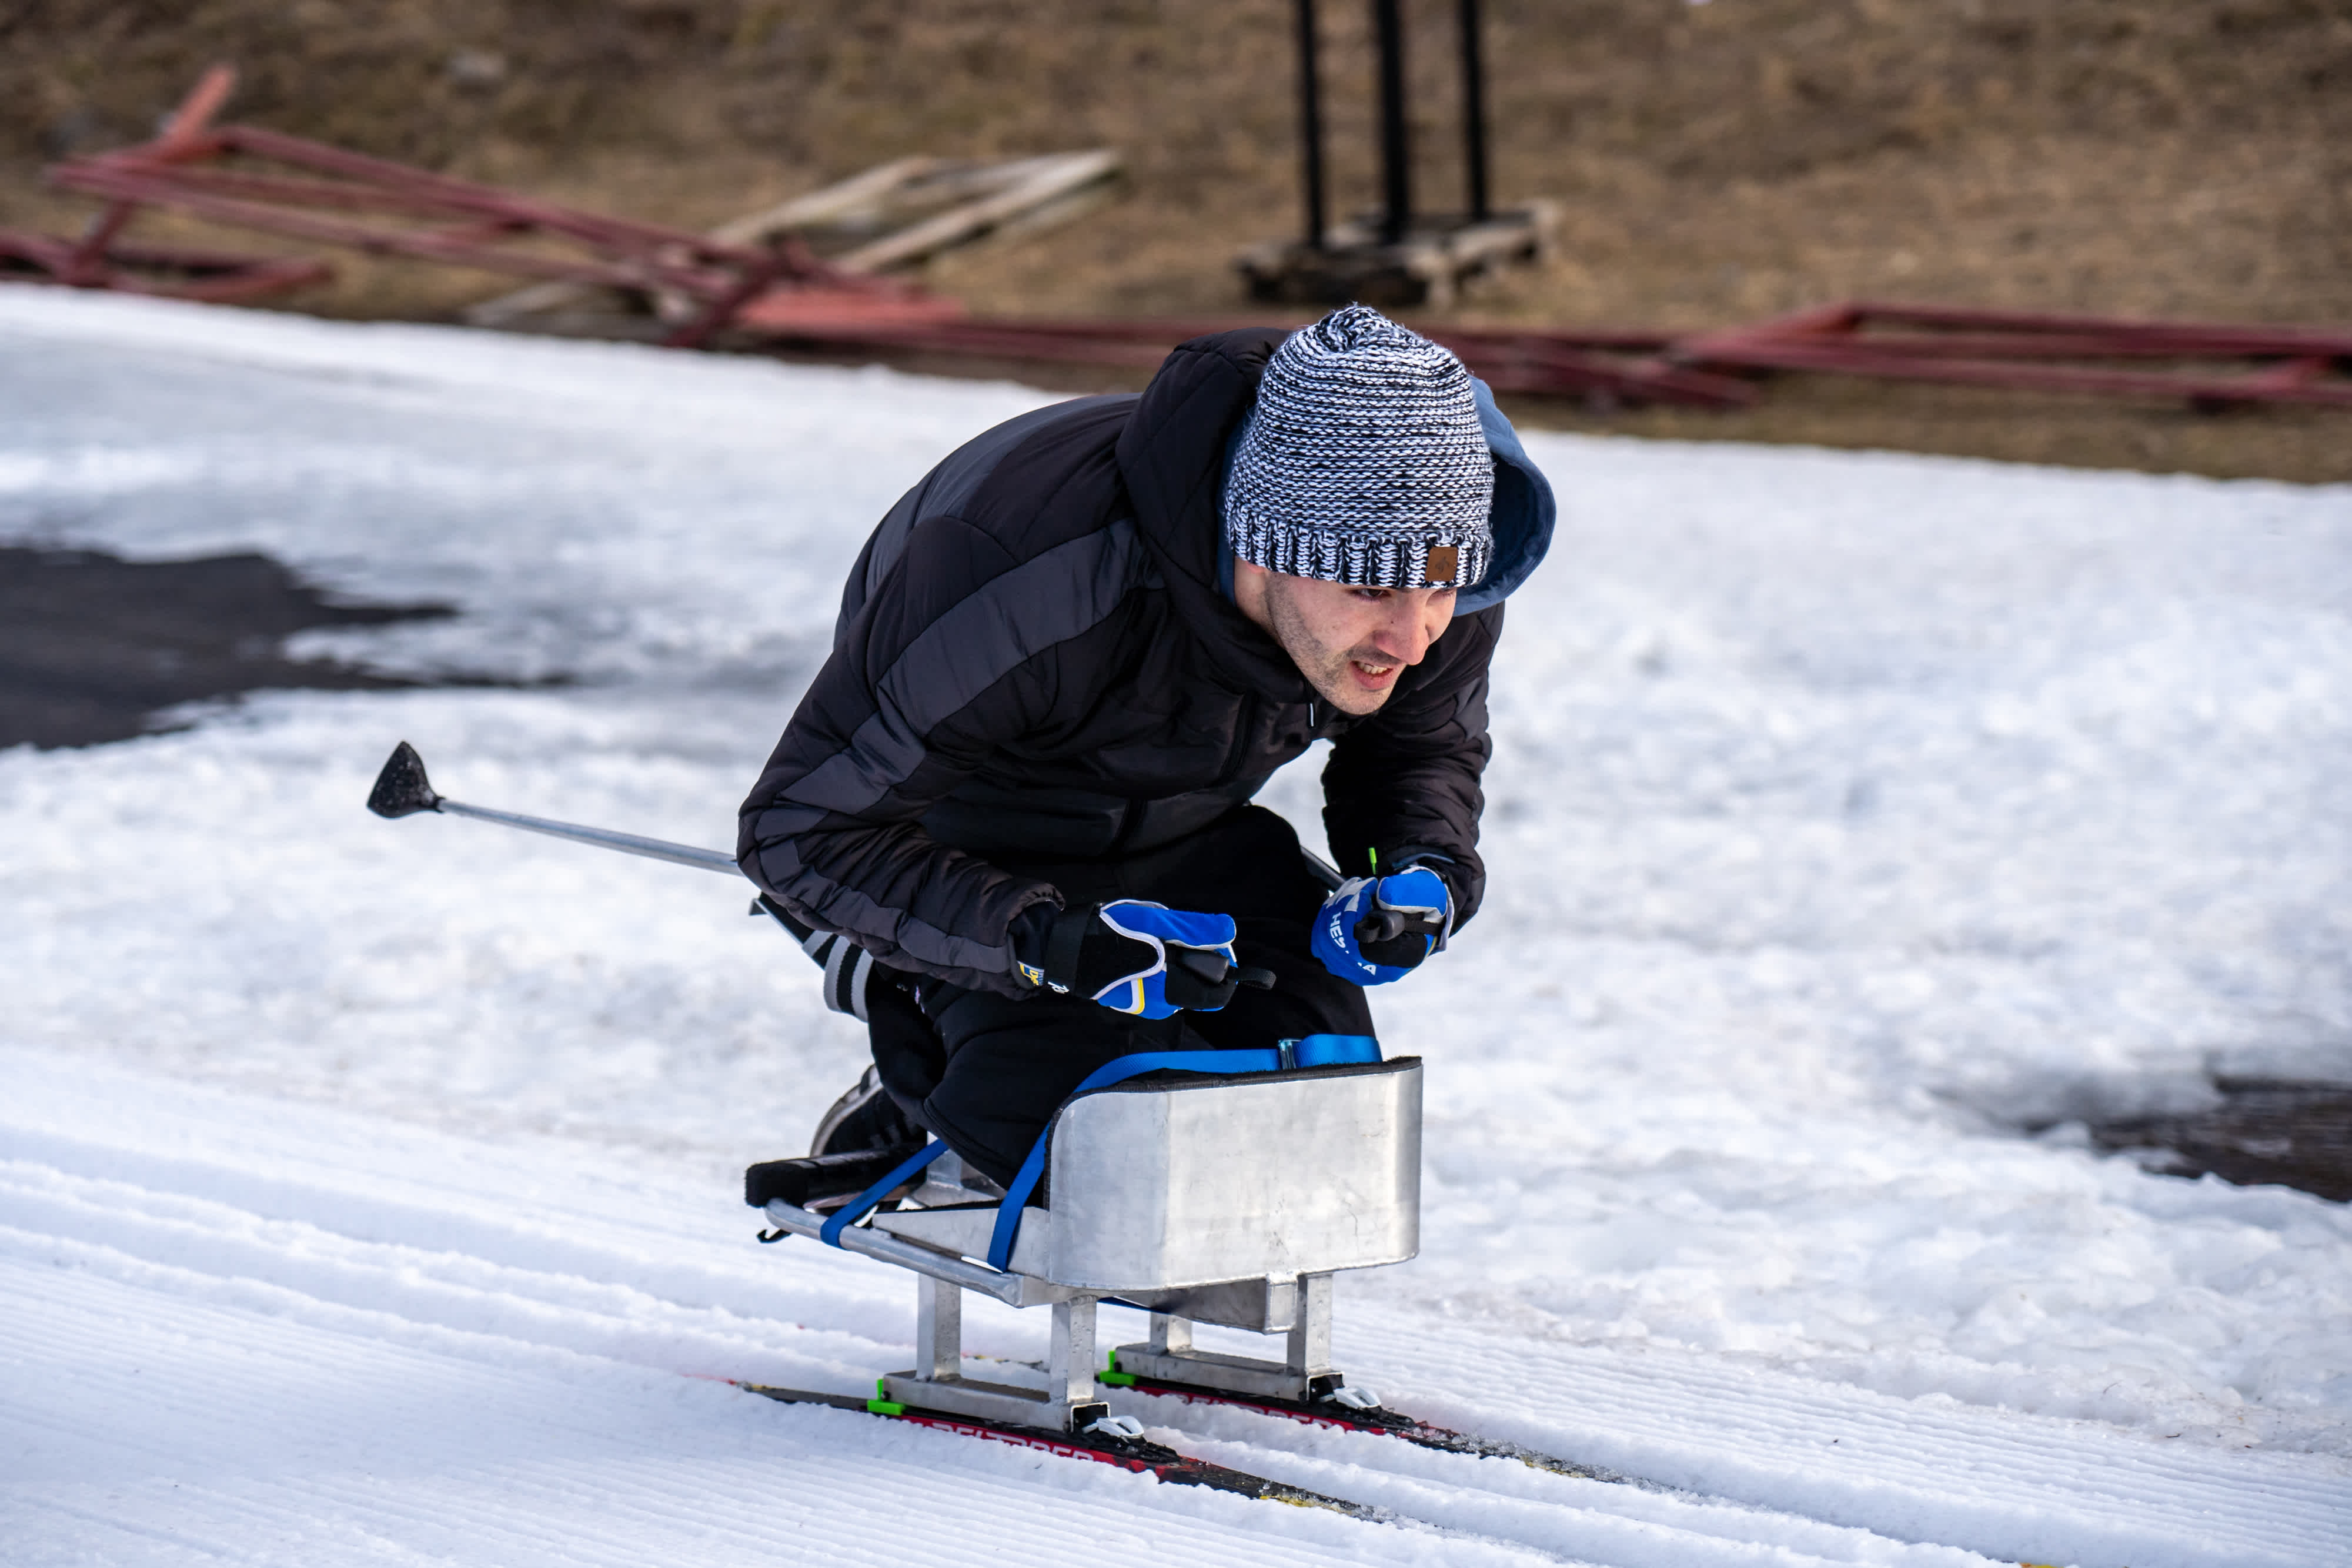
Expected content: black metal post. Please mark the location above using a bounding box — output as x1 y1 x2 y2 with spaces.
1456 0 1491 222
1372 0 1412 244
1295 0 1328 249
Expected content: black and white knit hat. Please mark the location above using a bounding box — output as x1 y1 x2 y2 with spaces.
1223 305 1494 591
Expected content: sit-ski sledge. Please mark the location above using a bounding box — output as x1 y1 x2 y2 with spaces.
365 740 1492 1513
743 1038 1420 1440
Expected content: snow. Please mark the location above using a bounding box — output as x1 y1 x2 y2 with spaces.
3 285 2350 1565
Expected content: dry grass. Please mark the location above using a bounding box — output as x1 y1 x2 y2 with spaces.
5 1 2348 480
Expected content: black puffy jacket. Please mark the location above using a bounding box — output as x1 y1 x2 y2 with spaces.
737 328 1555 997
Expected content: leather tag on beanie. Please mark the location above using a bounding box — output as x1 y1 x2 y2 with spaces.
1425 544 1459 583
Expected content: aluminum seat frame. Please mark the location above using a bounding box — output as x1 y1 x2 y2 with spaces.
761 1058 1422 1432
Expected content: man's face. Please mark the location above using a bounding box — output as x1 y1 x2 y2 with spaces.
1234 560 1457 716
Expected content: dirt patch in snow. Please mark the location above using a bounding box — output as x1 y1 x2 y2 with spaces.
2091 1078 2352 1205
0 545 462 748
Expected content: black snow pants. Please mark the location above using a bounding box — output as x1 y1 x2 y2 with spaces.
864 805 1377 1186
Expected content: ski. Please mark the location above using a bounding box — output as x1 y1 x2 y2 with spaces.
733 1380 1385 1519
1097 1360 1651 1490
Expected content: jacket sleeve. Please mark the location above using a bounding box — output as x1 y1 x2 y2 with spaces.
737 512 1095 996
1318 603 1500 928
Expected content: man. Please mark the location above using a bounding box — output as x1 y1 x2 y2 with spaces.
739 305 1554 1185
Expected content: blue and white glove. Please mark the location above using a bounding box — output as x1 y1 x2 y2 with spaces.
1017 900 1270 1019
1311 865 1452 987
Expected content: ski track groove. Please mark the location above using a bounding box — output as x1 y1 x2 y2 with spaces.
8 1055 2350 1568
0 1121 904 1330
1141 1432 1999 1568
2 1215 1561 1567
1100 1399 2010 1568
1358 1328 2348 1567
12 1495 335 1568
0 1250 1596 1568
0 1176 1825 1567
6 1292 1506 1568
0 1153 2002 1568
0 1161 890 1380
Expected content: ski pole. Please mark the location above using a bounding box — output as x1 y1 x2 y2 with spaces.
369 740 1348 891
366 740 1324 991
365 741 742 877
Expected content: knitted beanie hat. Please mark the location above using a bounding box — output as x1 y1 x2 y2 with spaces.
1222 304 1495 591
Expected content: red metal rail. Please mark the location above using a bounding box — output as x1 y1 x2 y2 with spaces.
20 69 2347 414
0 225 330 305
38 66 952 348
3 69 332 306
731 302 2352 411
737 313 1755 408
1671 302 2352 410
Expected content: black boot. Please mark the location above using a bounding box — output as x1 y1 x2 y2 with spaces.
744 1068 928 1215
808 1065 923 1159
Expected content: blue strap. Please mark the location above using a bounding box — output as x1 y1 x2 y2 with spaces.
1285 1033 1383 1069
818 1139 951 1248
983 1035 1382 1272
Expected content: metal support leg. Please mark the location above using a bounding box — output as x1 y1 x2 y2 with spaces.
1148 1312 1193 1356
884 1283 1106 1432
914 1274 961 1381
1112 1274 1341 1402
1287 1272 1334 1382
1048 1298 1098 1410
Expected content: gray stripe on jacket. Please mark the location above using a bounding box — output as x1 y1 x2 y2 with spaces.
786 518 1143 818
840 394 1136 645
746 517 1146 972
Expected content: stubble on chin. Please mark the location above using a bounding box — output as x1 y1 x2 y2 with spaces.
1264 583 1391 716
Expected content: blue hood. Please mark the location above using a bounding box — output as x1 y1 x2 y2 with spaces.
1458 378 1555 613
1218 376 1555 612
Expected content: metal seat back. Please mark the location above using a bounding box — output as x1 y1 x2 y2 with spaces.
1040 1057 1421 1292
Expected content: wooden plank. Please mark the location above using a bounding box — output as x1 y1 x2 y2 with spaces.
705 156 943 248
466 151 1113 326
830 150 1121 273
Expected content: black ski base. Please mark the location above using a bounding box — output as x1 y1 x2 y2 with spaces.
735 1381 1380 1518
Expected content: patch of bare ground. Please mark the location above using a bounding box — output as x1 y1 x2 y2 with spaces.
2088 1079 2352 1205
4 1 2348 479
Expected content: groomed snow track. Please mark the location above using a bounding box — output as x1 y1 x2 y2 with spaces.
6 1053 2344 1568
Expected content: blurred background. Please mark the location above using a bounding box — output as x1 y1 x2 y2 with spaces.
4 1 2347 474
